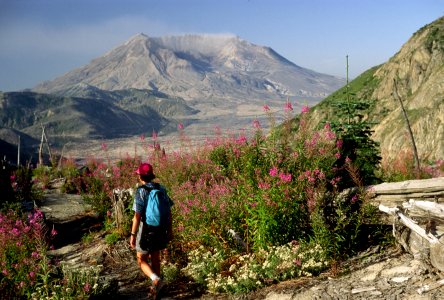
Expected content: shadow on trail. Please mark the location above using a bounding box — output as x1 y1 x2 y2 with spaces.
47 214 103 249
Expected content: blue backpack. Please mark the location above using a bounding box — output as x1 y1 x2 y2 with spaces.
140 183 171 228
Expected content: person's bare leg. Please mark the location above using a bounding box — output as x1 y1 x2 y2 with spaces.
137 252 156 279
150 250 161 277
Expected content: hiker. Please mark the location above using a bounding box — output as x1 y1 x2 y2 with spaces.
130 162 173 299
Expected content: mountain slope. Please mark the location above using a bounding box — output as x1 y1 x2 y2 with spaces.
33 34 344 105
57 83 199 117
0 91 171 141
305 16 444 161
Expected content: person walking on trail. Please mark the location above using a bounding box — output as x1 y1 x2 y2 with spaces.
130 162 174 299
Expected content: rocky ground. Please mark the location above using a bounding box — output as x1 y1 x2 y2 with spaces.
42 189 444 300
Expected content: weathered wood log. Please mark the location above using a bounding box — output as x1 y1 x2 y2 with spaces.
112 188 134 232
403 199 444 218
417 278 444 294
379 204 439 243
379 201 444 272
368 177 444 207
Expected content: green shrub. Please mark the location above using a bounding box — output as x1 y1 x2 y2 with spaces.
105 232 120 245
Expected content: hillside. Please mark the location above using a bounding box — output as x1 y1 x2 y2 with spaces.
304 16 444 161
0 90 194 144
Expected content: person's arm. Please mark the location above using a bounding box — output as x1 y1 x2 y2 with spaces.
130 212 141 249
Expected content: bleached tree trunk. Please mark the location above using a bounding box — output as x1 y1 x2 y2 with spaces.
393 79 420 175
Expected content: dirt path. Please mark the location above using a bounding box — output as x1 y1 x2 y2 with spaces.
42 190 444 299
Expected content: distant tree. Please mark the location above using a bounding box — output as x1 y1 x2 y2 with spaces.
328 56 382 190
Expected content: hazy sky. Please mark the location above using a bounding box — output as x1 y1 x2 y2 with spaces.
0 0 442 91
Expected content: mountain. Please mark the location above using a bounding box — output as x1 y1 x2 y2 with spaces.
56 83 198 118
33 34 344 112
0 90 180 142
303 16 444 161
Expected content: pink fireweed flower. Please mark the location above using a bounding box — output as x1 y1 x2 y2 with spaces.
178 123 184 130
336 139 343 149
301 105 310 113
101 143 107 151
330 177 341 186
335 152 341 159
252 119 261 129
263 104 270 112
152 130 158 140
235 136 247 145
345 156 352 164
351 195 359 204
294 258 302 267
258 182 271 190
51 227 58 237
29 271 35 279
140 134 145 141
269 166 278 177
279 172 292 183
326 130 336 140
84 282 91 293
284 101 293 112
324 122 331 130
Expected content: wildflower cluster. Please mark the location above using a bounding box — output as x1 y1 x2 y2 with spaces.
30 265 104 300
184 242 328 294
0 209 52 297
181 246 225 285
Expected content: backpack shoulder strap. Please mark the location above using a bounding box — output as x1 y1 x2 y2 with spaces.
140 182 160 192
139 184 152 193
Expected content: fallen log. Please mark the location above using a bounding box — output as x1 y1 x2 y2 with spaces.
379 199 444 273
379 204 440 244
368 177 444 207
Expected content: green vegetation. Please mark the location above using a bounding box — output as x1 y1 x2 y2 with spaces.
1 100 442 297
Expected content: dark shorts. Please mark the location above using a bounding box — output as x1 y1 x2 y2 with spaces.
135 222 168 254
